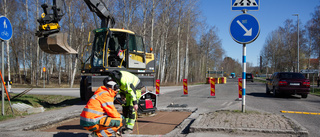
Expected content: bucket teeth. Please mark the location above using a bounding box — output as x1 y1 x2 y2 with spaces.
39 33 77 54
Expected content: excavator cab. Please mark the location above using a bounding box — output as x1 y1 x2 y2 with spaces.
86 28 150 73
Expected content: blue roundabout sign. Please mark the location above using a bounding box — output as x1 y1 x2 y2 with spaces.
230 13 260 44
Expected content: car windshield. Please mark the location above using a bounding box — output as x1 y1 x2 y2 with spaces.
279 73 305 79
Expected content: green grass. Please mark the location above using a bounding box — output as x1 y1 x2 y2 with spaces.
0 93 80 121
310 88 320 96
11 83 80 88
254 79 267 83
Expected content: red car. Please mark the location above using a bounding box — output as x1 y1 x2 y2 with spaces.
266 72 310 98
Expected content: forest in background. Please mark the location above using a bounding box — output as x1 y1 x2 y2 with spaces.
0 0 229 87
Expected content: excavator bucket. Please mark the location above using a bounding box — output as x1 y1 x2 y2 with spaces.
39 33 77 54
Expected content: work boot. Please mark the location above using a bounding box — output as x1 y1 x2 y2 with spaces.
116 131 122 137
122 128 133 134
90 132 98 137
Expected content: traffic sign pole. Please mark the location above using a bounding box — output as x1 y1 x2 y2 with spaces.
230 5 260 113
242 44 246 113
1 40 4 115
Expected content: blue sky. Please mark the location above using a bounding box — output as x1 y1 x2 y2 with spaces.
200 0 320 66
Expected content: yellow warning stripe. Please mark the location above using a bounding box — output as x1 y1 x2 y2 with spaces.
281 110 320 115
183 82 187 87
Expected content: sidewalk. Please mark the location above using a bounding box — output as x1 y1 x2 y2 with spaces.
188 110 308 137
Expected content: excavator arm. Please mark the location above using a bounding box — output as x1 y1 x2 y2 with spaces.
84 0 115 28
36 0 65 37
36 0 115 54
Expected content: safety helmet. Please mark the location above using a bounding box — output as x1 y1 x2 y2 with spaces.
103 76 119 91
110 70 122 84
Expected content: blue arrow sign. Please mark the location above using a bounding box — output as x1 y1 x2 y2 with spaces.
0 16 13 41
229 13 260 44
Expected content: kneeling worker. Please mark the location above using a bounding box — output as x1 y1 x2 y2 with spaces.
80 76 125 137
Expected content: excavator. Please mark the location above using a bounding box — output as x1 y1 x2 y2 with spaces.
36 0 157 115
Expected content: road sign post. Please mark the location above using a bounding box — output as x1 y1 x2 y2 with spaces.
1 16 13 116
229 8 260 112
1 41 3 115
242 44 246 112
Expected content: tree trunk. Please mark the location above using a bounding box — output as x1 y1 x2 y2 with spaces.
176 13 181 84
68 4 73 86
185 9 190 80
151 0 156 50
70 48 79 88
176 1 183 84
59 55 62 86
142 0 147 43
24 0 28 84
36 0 40 86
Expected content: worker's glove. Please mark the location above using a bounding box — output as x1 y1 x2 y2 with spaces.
121 115 126 127
121 115 125 119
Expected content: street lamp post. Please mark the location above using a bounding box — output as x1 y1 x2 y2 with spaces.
293 14 299 72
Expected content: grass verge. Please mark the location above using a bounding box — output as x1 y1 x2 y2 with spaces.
0 93 80 121
310 88 320 96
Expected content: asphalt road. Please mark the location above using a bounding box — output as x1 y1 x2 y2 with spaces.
157 78 320 136
8 78 320 136
244 79 320 136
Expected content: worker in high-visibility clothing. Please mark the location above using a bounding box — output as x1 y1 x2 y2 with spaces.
110 70 146 134
80 76 125 137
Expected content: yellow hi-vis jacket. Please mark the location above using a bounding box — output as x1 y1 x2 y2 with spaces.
80 86 122 130
118 71 142 106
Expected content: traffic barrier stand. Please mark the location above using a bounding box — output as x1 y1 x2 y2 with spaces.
208 77 216 98
215 78 220 84
156 79 160 95
237 78 243 101
181 79 188 97
222 77 227 84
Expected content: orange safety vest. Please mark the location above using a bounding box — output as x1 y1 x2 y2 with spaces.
80 86 122 128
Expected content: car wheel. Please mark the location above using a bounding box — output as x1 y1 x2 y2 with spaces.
301 94 308 98
272 88 278 97
266 85 270 94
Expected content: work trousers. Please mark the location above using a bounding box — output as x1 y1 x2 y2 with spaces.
84 125 120 137
122 88 142 129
